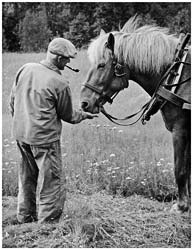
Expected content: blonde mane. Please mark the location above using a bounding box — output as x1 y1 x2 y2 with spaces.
88 16 180 74
88 31 121 65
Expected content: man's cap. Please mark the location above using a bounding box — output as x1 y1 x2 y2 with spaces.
48 38 77 58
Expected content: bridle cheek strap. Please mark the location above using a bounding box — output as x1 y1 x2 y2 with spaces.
83 62 129 105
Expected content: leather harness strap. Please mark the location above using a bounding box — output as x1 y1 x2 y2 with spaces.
141 34 191 123
156 87 190 108
155 48 190 108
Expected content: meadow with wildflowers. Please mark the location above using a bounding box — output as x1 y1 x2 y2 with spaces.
2 52 190 247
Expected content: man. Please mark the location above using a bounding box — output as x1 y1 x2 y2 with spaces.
9 37 97 224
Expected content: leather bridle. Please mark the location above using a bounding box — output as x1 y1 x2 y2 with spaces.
83 61 129 106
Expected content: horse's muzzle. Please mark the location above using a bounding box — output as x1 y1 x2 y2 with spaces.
81 99 101 114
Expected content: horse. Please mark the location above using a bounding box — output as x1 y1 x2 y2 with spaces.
80 16 191 214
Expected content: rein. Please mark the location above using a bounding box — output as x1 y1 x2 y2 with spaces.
101 102 150 126
84 61 152 125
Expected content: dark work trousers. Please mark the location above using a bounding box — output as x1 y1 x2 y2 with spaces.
16 140 66 223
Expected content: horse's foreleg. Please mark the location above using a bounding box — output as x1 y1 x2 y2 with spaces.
171 129 190 213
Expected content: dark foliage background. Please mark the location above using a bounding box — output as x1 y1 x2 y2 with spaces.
2 2 191 52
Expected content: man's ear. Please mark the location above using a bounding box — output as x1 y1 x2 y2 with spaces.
57 56 63 62
106 33 115 54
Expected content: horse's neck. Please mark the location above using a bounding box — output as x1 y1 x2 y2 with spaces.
129 71 161 96
129 47 191 96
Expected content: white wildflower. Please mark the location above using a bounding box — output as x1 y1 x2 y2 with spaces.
10 161 16 164
101 159 109 164
113 167 120 170
5 232 9 238
110 153 116 158
92 162 100 167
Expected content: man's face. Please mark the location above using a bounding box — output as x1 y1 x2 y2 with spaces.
57 56 70 70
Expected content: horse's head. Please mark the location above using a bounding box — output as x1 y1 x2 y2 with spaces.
80 32 129 114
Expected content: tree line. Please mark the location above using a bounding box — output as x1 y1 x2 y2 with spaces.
2 2 191 52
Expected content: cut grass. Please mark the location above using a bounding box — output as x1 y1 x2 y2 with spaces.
2 193 191 248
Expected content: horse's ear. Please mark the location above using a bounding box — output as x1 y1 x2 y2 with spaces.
106 33 115 54
100 29 106 36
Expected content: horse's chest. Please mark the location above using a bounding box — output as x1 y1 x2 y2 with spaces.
161 104 190 132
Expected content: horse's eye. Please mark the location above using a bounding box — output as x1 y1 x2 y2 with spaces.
97 63 105 69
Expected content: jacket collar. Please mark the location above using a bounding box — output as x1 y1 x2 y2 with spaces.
40 60 61 75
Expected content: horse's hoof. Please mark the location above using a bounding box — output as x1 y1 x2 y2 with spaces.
170 203 189 214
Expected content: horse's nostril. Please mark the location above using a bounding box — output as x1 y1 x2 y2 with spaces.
81 101 89 110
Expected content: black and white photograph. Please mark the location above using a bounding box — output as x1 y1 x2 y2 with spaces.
2 1 191 248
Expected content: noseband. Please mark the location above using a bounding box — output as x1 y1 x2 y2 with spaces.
83 62 129 105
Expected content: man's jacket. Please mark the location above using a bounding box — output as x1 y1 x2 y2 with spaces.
9 60 86 145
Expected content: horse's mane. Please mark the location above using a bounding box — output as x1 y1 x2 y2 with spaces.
120 14 142 33
88 16 180 74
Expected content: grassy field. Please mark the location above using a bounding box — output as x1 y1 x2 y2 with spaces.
2 52 191 247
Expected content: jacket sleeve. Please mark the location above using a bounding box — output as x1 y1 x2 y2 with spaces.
56 85 87 124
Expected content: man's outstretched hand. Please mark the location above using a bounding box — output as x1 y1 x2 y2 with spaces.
84 112 98 119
